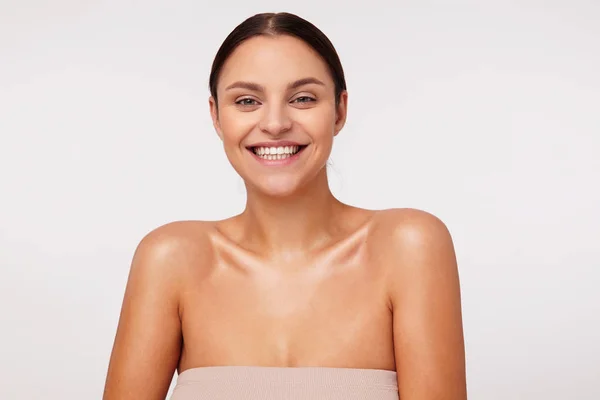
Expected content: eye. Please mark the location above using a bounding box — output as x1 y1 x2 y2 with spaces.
235 98 259 106
292 96 316 103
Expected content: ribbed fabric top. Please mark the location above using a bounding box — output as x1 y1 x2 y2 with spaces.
170 366 399 400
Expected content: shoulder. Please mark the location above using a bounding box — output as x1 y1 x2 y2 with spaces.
371 208 454 252
128 220 217 283
135 220 215 256
369 208 457 279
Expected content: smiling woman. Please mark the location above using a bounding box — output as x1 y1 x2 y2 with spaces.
209 27 347 198
102 12 467 400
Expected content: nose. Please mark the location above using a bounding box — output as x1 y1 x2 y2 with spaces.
258 103 292 136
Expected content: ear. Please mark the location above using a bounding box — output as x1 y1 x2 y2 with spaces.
209 96 224 141
333 90 348 137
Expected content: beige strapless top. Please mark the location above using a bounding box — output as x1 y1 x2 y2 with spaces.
170 366 399 399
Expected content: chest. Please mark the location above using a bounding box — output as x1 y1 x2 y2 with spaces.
179 248 394 368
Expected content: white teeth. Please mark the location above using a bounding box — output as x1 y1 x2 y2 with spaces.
252 145 302 159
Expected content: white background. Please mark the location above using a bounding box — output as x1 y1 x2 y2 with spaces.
1 0 599 399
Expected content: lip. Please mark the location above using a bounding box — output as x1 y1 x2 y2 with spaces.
246 143 309 167
246 140 308 148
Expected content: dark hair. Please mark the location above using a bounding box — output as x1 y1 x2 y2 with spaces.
209 12 347 106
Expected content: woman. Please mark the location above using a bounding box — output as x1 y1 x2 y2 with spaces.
103 12 467 400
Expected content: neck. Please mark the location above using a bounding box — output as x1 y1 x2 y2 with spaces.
240 169 344 256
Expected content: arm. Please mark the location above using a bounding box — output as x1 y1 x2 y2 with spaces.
103 227 183 400
388 210 467 399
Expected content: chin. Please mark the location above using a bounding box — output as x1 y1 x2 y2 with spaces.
257 183 302 198
248 176 306 198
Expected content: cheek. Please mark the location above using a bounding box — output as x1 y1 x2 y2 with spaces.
218 109 256 145
301 107 337 141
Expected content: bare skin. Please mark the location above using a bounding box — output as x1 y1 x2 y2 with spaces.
103 34 466 399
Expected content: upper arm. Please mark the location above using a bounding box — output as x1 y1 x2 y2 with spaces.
386 209 467 399
103 225 185 400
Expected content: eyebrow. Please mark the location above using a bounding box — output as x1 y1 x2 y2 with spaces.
225 77 326 92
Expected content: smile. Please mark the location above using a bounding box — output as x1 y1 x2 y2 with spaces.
251 145 305 160
247 144 309 165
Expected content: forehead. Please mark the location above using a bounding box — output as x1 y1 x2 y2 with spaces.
217 35 333 90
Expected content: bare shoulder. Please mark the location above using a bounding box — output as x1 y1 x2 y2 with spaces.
137 220 215 252
132 220 217 274
370 208 455 260
369 207 460 309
